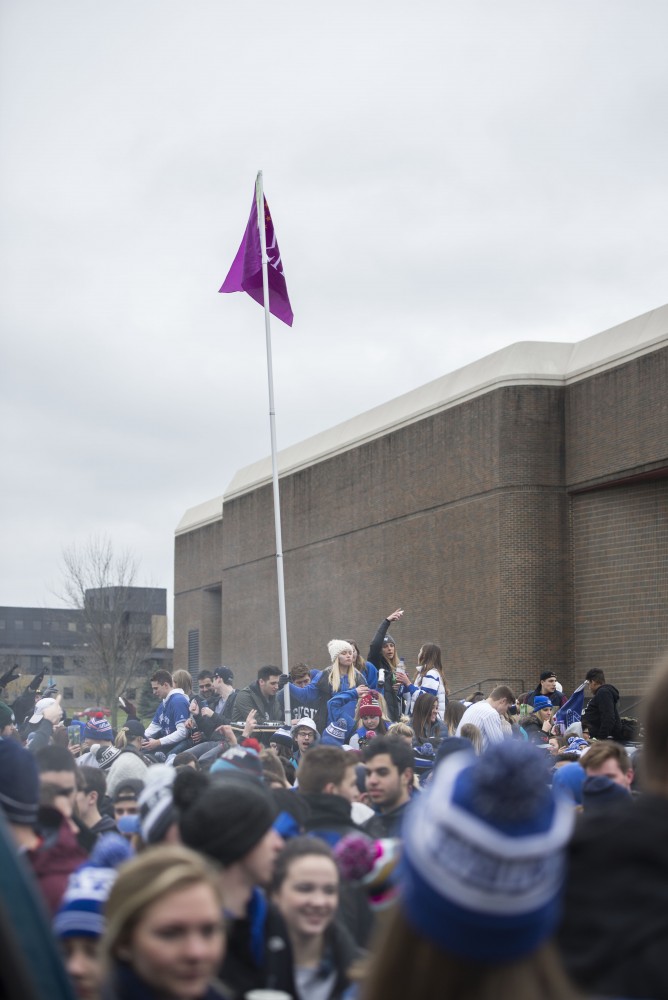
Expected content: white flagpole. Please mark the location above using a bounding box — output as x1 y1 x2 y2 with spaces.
256 170 291 723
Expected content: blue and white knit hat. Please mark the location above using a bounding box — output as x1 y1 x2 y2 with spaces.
271 725 295 749
84 715 113 741
401 740 574 963
320 717 348 746
53 834 133 938
138 765 177 844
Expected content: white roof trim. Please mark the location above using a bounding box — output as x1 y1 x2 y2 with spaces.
177 304 668 526
175 495 224 536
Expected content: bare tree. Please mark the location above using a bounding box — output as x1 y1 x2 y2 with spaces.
58 537 160 730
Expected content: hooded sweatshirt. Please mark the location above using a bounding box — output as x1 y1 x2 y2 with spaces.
582 683 623 741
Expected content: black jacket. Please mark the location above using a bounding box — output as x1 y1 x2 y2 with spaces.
220 890 296 1000
362 798 410 839
520 713 551 745
367 619 402 722
582 683 623 740
558 793 668 998
303 793 374 946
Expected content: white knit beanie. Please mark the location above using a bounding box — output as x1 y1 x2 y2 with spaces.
328 639 354 662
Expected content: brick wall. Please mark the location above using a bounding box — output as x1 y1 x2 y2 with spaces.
572 479 668 698
175 343 668 700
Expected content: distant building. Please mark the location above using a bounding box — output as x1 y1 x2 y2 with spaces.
175 306 668 703
0 587 172 708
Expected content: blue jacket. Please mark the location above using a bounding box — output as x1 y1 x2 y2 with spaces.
145 688 190 748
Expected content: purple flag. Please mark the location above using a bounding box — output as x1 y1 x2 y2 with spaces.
219 189 293 327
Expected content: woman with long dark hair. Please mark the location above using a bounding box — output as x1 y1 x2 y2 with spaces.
367 608 405 722
410 693 447 750
270 837 358 1000
404 643 449 720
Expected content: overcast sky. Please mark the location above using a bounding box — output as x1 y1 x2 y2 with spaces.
2 1 667 626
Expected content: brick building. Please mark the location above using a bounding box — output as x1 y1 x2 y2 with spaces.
0 588 172 709
175 306 668 702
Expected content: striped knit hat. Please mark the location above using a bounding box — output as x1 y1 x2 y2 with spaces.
401 740 574 963
84 715 113 741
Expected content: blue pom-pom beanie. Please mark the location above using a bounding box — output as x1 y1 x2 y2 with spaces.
401 740 574 964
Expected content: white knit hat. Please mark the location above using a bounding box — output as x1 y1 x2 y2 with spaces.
328 639 353 662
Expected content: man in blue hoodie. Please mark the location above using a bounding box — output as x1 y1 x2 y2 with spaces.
143 670 190 753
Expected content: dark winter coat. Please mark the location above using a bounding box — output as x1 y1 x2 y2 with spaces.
220 889 296 1000
582 683 623 740
231 681 283 725
362 798 411 839
520 713 551 745
104 960 229 1000
557 792 668 998
303 793 374 945
367 619 402 722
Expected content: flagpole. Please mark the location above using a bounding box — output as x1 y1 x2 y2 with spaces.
256 170 291 723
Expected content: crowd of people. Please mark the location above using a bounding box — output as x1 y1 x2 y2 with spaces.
0 605 665 1000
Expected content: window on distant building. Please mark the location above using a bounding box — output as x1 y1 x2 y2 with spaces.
15 620 23 630
63 687 74 700
32 620 41 630
52 655 65 673
0 620 5 629
188 629 200 671
68 622 77 632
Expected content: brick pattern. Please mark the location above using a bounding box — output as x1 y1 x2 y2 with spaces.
572 479 668 697
175 348 668 702
566 347 668 488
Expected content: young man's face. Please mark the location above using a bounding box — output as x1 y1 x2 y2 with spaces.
41 770 78 820
114 797 139 821
491 697 511 716
541 676 557 694
331 764 359 803
365 753 411 813
585 757 634 790
295 727 315 753
75 786 97 825
198 677 214 698
259 674 280 697
292 674 311 688
242 827 284 886
151 680 170 700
